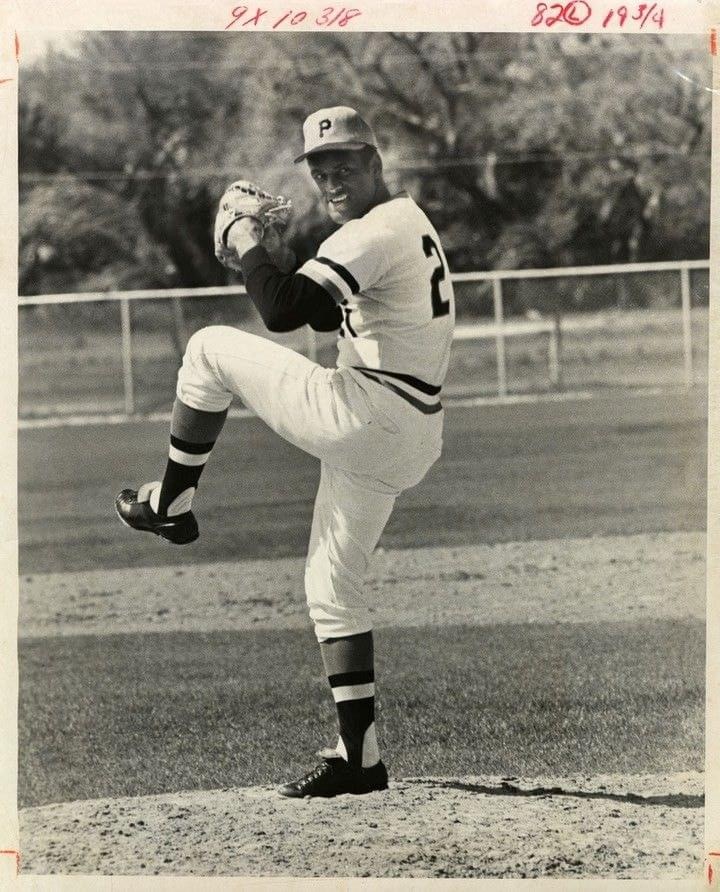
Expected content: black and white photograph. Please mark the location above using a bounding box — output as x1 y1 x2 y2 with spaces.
5 10 716 884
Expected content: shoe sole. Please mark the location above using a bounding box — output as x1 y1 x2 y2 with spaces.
277 774 389 799
278 784 388 799
114 502 198 545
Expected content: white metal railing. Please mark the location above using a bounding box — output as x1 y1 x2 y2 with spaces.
19 259 709 415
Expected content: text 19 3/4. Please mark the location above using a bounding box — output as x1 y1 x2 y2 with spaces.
602 3 664 27
531 1 664 28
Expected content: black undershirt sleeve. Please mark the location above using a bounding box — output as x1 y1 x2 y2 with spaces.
239 245 342 333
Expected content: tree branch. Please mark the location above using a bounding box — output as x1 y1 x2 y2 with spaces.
387 33 458 150
388 33 455 105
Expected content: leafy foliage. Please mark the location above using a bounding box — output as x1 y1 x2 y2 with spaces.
19 181 172 294
19 32 711 304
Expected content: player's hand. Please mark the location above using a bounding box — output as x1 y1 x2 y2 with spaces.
216 222 296 273
214 179 294 271
215 217 263 271
225 216 263 258
261 225 297 273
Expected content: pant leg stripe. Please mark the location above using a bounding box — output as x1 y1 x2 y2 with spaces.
331 683 375 703
170 435 216 454
356 370 443 414
328 670 374 688
168 445 212 466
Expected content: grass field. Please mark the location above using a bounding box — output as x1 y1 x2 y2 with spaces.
17 388 708 877
18 391 707 574
19 619 704 809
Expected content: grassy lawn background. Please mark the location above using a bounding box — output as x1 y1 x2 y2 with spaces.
17 389 707 811
18 391 707 575
19 619 704 808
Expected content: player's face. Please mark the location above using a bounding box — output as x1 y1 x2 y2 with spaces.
308 150 380 224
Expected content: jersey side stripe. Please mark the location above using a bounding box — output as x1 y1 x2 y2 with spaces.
357 370 443 415
315 256 360 295
352 366 441 396
342 302 358 338
296 266 347 306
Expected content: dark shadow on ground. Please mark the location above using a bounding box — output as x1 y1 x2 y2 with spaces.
416 779 704 809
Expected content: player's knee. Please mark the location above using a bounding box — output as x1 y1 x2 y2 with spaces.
185 325 229 360
182 326 240 382
307 600 372 641
305 570 372 641
176 326 237 411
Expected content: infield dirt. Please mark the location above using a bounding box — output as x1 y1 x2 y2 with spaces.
20 771 703 878
19 530 704 638
16 392 707 879
18 531 705 879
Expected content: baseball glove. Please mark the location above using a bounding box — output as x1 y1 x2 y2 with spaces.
213 180 293 257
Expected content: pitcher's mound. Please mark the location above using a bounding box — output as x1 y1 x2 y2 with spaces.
20 772 703 878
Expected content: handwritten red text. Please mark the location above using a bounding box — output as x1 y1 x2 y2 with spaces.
531 2 591 27
225 5 362 29
531 0 664 28
602 3 665 28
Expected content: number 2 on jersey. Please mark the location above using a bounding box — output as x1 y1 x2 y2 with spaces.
422 234 450 318
341 299 357 337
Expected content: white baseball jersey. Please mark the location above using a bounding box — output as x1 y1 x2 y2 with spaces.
297 194 455 408
183 195 454 640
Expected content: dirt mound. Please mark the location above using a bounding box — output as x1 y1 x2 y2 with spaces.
20 772 703 879
19 531 705 638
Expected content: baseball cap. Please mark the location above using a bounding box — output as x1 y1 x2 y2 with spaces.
294 106 378 163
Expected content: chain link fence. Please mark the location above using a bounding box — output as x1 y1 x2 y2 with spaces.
18 262 709 421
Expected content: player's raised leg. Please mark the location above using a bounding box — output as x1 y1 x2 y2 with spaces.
115 399 228 544
115 323 370 543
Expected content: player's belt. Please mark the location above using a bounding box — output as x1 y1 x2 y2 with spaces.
353 367 443 415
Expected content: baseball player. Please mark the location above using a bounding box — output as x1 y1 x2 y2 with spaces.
116 107 455 797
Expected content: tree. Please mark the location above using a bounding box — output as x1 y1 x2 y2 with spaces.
21 33 253 292
19 31 711 302
19 181 172 295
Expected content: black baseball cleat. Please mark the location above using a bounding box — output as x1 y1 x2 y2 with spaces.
114 483 199 545
278 752 389 798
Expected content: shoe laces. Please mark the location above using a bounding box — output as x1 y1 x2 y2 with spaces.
300 755 344 787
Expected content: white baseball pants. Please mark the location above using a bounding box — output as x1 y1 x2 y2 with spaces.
176 325 443 640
